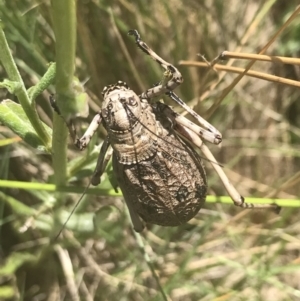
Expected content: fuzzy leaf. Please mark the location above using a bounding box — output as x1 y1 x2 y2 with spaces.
0 99 51 151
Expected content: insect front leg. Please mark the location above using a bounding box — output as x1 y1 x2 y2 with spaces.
50 94 103 151
86 120 143 231
128 29 183 98
76 112 102 150
51 98 110 187
162 104 280 211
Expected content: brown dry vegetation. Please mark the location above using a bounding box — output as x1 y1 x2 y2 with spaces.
0 1 300 300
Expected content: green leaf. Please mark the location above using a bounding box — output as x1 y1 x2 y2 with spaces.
55 77 90 120
94 205 116 230
34 213 53 232
0 286 14 298
0 252 36 276
72 77 89 118
0 191 36 216
58 210 95 233
0 136 21 147
0 99 52 152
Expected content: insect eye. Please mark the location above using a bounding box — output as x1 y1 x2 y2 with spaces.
129 97 137 106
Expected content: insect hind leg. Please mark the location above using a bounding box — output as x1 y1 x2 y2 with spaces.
171 118 280 212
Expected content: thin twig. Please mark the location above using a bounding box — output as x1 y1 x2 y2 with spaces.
62 231 159 296
205 5 300 118
179 61 300 88
55 245 80 301
220 51 300 65
134 231 170 301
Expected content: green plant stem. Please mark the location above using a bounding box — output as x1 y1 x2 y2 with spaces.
28 62 57 102
51 0 76 187
1 180 300 207
51 1 76 93
0 180 122 196
0 27 51 149
52 113 69 186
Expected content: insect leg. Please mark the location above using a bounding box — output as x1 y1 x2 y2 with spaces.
156 102 222 145
166 91 222 143
128 29 183 98
170 114 280 210
49 95 103 151
92 139 144 231
76 112 102 150
91 136 112 186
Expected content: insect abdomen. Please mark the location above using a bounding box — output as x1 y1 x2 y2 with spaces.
113 130 207 226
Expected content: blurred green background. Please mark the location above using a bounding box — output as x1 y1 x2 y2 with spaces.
0 0 300 300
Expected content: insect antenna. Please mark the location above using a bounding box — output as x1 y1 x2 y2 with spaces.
53 181 92 242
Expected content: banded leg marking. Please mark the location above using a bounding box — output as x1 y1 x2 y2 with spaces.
157 102 222 145
128 29 183 98
166 91 222 144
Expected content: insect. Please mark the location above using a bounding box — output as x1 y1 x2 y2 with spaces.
71 29 278 232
